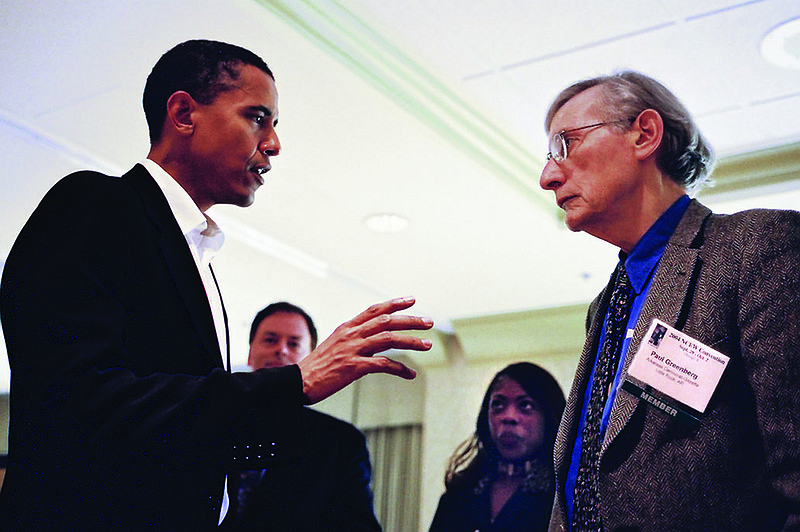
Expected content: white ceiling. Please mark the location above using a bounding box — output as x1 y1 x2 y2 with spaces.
2 0 800 390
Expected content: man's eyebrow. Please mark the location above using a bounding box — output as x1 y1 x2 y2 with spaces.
249 105 274 116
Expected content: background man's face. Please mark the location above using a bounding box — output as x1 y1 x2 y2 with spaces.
248 311 312 369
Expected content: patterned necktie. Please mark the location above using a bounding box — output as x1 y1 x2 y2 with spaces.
572 264 632 532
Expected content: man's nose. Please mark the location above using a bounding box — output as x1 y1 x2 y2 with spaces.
260 131 281 157
540 160 563 191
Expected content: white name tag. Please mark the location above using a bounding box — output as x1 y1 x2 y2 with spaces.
627 319 729 413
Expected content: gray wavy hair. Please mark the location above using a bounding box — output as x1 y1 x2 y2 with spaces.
545 70 715 193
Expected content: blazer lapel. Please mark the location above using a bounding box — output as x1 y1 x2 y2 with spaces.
553 281 613 486
123 164 224 368
602 200 712 449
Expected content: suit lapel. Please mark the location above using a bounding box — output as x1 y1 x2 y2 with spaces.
553 281 613 486
123 164 224 368
602 200 712 450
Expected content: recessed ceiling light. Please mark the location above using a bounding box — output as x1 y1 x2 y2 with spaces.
761 17 800 70
364 213 409 233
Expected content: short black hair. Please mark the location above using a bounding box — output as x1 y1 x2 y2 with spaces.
249 302 318 350
143 39 274 143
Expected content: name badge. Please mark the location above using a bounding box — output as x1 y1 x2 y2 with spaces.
626 319 730 414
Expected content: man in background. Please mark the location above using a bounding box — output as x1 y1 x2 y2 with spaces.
539 70 800 531
236 302 382 531
0 39 432 531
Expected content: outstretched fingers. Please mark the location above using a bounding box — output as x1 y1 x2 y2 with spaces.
347 296 419 327
356 329 433 357
298 297 434 404
360 355 417 380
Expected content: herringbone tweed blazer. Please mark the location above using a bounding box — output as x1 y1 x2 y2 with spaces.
550 199 800 532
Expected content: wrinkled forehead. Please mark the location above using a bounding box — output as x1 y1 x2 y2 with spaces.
257 312 310 338
547 85 608 135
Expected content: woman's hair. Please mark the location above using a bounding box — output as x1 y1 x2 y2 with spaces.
545 70 715 194
443 362 565 491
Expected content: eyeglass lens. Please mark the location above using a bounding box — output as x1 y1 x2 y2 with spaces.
548 133 565 162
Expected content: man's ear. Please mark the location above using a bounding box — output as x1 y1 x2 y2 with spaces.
631 108 663 161
165 91 197 137
246 345 255 368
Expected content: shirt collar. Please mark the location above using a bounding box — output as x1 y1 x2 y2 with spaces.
141 158 207 235
622 195 691 294
141 158 224 261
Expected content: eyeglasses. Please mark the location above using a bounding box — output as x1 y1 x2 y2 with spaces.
546 120 627 163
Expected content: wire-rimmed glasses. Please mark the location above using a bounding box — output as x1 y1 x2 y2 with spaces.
546 121 627 163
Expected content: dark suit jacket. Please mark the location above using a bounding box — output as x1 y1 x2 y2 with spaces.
550 200 800 532
237 407 381 532
0 165 306 531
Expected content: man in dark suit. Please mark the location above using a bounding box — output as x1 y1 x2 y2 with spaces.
539 71 800 532
0 39 432 531
236 301 381 531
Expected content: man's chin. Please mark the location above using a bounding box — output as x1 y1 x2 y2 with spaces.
232 191 257 208
563 213 584 233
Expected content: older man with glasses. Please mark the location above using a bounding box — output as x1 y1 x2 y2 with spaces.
539 70 800 532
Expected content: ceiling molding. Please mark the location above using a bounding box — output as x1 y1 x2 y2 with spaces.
700 141 800 197
0 108 123 176
450 303 588 363
256 0 557 214
401 329 454 368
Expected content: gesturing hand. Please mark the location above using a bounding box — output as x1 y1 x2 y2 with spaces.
297 297 434 404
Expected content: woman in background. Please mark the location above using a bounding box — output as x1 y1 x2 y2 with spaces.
429 362 565 532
